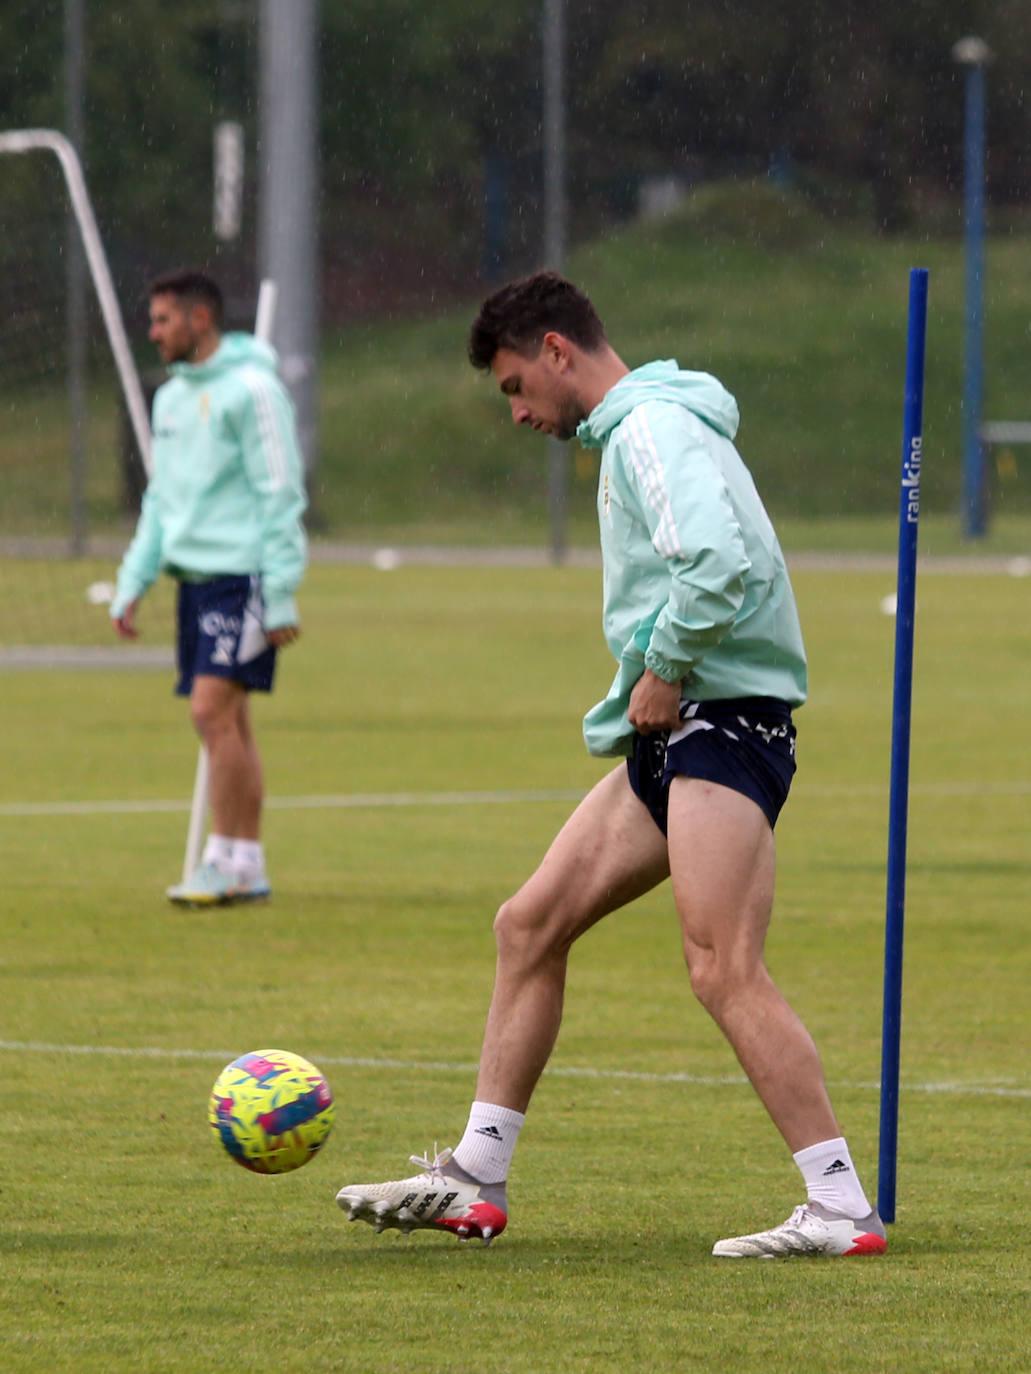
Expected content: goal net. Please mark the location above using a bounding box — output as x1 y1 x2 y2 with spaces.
0 129 174 664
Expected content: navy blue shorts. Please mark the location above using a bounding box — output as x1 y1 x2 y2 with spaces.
175 574 277 697
626 697 797 835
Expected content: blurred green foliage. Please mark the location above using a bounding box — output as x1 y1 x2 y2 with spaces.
4 0 1031 316
4 183 1031 540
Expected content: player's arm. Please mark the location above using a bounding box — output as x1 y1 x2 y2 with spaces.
114 597 141 639
236 374 308 639
620 402 750 715
110 479 164 636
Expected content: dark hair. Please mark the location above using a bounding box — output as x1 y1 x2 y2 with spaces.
468 271 606 370
149 269 224 328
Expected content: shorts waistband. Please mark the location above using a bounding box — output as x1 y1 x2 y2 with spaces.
685 696 795 724
169 567 234 585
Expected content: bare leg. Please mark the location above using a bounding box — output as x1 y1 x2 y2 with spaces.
667 776 839 1153
189 676 263 841
232 693 264 841
475 765 670 1112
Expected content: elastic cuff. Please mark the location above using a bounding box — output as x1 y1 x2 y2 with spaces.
110 586 145 620
263 594 299 631
643 648 687 684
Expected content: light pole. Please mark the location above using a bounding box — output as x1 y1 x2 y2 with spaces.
543 0 568 564
953 36 992 540
258 0 320 481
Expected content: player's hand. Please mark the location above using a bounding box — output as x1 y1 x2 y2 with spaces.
628 669 682 734
114 600 140 639
267 625 300 648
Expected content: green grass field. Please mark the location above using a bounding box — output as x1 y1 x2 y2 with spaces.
1 561 1029 1372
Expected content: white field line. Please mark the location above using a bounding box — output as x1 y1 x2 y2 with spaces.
1 535 1026 573
0 1039 1027 1099
0 788 586 818
2 780 1031 820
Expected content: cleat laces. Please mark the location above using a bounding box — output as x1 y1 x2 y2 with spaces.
407 1145 454 1181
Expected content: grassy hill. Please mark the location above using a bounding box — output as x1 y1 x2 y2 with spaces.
6 182 1031 552
315 183 1031 545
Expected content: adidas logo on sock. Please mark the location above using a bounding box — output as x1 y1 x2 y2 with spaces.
474 1125 503 1140
822 1158 850 1176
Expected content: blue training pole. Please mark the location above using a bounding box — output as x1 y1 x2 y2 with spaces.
878 267 929 1225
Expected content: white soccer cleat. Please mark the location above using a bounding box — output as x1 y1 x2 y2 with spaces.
229 871 272 904
166 862 271 908
336 1147 507 1244
166 862 236 907
712 1202 888 1258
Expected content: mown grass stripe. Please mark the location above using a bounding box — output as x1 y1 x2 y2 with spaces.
0 1039 1026 1099
2 779 1030 819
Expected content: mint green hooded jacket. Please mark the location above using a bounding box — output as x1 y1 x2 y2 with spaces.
577 361 807 758
111 334 307 630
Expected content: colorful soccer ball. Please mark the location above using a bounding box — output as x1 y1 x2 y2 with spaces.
208 1049 335 1174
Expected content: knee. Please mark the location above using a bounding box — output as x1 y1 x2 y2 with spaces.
684 943 757 1018
493 894 566 968
685 946 721 1012
190 695 234 742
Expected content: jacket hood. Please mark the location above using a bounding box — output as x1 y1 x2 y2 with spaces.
577 360 739 449
169 332 279 382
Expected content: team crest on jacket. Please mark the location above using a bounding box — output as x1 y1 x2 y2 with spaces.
199 392 211 421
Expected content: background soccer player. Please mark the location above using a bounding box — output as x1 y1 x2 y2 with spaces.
336 272 886 1259
110 269 307 906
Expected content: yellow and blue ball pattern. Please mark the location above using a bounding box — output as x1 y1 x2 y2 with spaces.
208 1049 334 1174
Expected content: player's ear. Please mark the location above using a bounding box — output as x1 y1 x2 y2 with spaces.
542 331 572 371
190 300 215 334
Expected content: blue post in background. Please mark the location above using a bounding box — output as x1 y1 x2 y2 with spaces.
953 37 992 540
878 267 929 1226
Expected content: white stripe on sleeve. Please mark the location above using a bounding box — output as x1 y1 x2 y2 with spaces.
625 410 682 559
242 372 287 490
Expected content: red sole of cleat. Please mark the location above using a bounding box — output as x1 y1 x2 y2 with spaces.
436 1202 508 1240
845 1233 888 1255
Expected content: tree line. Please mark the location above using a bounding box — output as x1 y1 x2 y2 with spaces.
3 0 1029 319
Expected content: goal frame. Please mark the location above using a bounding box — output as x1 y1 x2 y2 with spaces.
0 128 152 475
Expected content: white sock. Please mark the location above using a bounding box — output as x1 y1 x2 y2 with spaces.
202 834 234 872
794 1136 873 1217
452 1101 525 1183
232 839 266 879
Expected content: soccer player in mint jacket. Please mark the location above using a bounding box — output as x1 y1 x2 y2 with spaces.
110 270 307 906
336 272 887 1260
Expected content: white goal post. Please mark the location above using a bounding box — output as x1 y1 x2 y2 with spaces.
0 128 152 476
